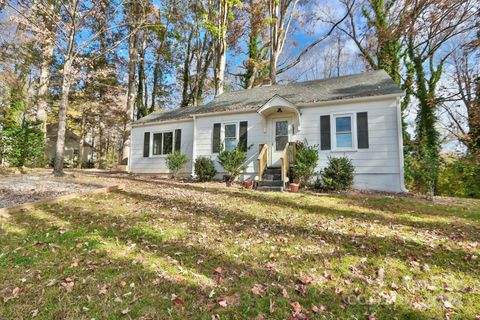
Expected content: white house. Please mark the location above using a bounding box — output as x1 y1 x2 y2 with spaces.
128 70 406 193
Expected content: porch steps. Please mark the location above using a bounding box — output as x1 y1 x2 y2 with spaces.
257 167 283 192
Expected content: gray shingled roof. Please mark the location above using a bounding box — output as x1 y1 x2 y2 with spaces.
134 70 402 125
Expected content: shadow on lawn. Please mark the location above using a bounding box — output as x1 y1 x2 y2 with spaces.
116 189 478 274
2 200 433 320
4 172 474 318
85 172 480 243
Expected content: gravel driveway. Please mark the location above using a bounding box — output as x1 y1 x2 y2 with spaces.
0 174 103 208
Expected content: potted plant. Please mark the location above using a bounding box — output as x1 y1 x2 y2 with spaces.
289 179 300 192
291 140 319 192
243 178 254 189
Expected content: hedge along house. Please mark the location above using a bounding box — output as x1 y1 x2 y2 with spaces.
129 70 407 193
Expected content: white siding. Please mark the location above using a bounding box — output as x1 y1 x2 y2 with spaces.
128 96 404 192
195 112 264 178
129 120 194 174
293 98 403 192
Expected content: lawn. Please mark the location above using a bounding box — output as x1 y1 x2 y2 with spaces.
1 173 479 319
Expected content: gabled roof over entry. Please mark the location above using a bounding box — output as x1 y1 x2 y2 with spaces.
134 70 403 125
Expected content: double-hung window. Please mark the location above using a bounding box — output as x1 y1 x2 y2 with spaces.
151 131 174 156
223 123 238 152
334 114 354 149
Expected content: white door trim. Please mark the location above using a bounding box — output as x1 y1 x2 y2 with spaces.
269 117 292 167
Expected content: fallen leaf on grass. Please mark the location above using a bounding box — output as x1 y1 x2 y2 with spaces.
63 278 74 292
290 301 302 314
298 275 312 285
12 287 22 297
99 285 108 295
218 299 228 308
311 304 326 313
217 295 240 308
251 284 266 297
443 300 455 309
214 267 223 274
172 294 184 306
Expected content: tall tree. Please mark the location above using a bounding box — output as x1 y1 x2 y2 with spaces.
267 0 299 84
122 0 148 163
208 0 238 96
34 1 57 141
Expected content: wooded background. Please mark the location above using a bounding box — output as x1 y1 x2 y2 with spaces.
0 0 478 197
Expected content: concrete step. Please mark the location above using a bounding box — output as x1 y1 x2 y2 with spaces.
263 174 282 181
264 167 281 175
256 186 283 192
258 180 283 187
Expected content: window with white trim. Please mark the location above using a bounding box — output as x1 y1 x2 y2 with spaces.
151 131 174 156
223 123 238 152
334 114 354 149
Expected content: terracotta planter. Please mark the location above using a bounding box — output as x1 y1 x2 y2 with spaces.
243 180 254 189
289 183 300 193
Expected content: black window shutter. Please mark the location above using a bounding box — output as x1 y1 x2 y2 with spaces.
357 112 369 149
320 115 331 150
143 132 150 157
174 129 182 152
239 121 248 152
212 123 221 153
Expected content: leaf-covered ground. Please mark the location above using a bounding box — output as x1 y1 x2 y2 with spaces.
1 172 479 319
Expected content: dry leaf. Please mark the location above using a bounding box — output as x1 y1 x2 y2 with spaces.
172 296 184 306
99 285 108 295
290 301 302 314
251 284 266 297
12 287 22 297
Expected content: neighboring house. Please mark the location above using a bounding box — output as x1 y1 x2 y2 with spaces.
46 124 92 166
129 70 406 193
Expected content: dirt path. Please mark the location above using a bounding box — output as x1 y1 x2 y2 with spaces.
0 174 104 208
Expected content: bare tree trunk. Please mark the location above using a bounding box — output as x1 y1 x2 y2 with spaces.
53 11 77 176
122 27 139 164
268 0 298 84
213 0 229 96
36 37 54 141
77 111 86 168
53 57 73 176
98 117 106 169
36 1 55 142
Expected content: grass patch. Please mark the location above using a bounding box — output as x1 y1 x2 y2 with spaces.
1 174 479 319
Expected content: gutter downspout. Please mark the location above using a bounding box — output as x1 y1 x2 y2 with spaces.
191 115 197 177
396 96 408 193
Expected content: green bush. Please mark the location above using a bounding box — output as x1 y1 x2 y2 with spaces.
0 120 45 168
437 154 480 199
406 146 440 196
293 141 319 185
320 156 354 191
166 151 189 179
194 156 217 182
217 146 247 185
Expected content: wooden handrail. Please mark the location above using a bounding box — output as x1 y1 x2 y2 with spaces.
280 143 289 188
281 142 297 189
257 144 268 181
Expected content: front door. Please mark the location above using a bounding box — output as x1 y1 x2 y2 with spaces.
270 118 290 166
